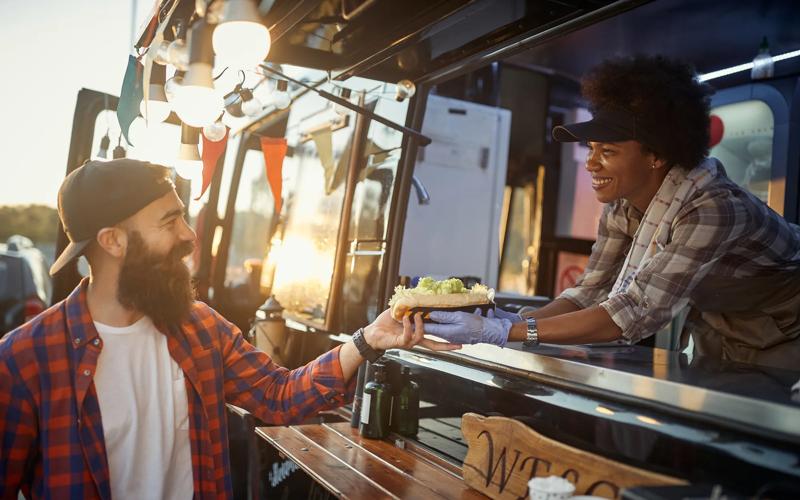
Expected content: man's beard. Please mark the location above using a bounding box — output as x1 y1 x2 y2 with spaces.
117 231 196 328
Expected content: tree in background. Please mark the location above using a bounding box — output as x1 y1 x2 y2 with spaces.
0 205 59 244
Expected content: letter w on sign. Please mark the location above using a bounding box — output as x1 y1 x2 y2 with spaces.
460 413 684 499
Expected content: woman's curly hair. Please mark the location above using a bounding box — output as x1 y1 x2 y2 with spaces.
581 55 714 169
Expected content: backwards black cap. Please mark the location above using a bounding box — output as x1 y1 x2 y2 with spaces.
50 159 174 275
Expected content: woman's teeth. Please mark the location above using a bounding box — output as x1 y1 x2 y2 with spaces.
592 176 612 187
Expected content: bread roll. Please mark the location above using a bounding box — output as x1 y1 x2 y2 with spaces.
388 278 494 321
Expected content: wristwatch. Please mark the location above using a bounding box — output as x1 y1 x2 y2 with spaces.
524 317 540 347
352 328 385 362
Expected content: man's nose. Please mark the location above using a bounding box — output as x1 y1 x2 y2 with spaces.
181 220 197 243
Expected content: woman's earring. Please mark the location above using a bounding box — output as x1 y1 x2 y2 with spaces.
651 162 657 169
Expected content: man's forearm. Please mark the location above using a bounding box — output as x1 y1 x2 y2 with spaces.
338 341 365 381
509 305 622 344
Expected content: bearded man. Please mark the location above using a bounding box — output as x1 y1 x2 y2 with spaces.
0 160 458 499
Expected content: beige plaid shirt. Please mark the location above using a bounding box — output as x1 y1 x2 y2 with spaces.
559 164 800 343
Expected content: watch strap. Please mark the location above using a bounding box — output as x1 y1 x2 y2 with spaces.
353 328 385 362
524 317 539 347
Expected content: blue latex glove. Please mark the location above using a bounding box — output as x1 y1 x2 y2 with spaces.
425 309 511 347
491 307 524 324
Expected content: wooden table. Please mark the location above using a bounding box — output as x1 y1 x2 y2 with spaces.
256 421 488 499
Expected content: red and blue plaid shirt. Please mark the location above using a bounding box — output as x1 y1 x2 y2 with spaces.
0 279 356 499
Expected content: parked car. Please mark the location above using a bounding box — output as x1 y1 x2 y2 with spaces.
0 235 52 336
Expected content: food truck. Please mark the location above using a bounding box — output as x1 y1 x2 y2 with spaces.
51 0 800 498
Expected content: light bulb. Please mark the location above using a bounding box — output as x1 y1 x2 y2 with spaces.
271 89 290 109
164 75 183 102
154 40 171 65
241 94 262 117
173 85 223 127
395 79 416 102
97 133 110 159
167 38 189 71
173 60 223 127
213 0 271 69
139 84 172 123
175 159 204 198
203 120 227 142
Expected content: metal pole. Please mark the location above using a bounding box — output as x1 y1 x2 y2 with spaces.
258 64 432 146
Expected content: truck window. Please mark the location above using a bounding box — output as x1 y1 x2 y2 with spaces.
223 148 275 290
709 100 776 210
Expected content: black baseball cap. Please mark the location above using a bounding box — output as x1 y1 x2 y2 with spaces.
50 159 175 276
552 107 659 148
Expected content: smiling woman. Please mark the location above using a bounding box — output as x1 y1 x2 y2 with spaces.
426 54 800 370
585 140 669 213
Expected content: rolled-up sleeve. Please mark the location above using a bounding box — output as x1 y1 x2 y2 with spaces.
599 194 745 342
217 314 356 425
559 202 631 309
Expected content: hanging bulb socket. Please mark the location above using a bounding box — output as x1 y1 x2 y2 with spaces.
141 64 172 123
334 87 353 116
239 88 262 116
224 91 245 118
179 124 201 160
97 132 110 159
271 79 291 109
112 135 126 159
176 123 204 198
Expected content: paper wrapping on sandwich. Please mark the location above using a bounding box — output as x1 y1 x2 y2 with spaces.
388 277 495 322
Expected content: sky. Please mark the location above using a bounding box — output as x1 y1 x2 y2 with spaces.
0 0 153 207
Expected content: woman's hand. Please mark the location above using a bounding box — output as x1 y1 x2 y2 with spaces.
363 309 462 352
424 309 512 347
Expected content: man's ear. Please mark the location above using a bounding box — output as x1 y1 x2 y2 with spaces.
95 227 128 259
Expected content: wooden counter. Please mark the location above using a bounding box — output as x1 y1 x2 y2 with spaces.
256 421 488 499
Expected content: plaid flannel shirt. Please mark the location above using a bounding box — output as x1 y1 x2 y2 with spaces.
0 279 356 499
559 166 800 342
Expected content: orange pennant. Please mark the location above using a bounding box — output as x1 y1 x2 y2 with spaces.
260 137 288 216
196 127 229 200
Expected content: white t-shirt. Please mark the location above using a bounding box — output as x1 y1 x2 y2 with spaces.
93 316 193 500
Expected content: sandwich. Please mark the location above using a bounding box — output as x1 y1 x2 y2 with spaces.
388 277 495 322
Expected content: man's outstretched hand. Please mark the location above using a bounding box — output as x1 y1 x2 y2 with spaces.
363 309 463 352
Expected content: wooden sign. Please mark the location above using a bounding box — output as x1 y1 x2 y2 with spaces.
461 413 684 499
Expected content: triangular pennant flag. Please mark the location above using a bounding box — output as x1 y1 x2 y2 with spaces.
260 137 288 216
310 126 334 186
196 127 229 200
117 55 144 146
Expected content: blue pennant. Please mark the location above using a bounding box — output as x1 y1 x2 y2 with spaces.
117 55 144 147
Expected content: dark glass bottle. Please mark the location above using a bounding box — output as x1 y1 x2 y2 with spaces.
392 366 420 437
359 363 392 439
350 364 367 428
